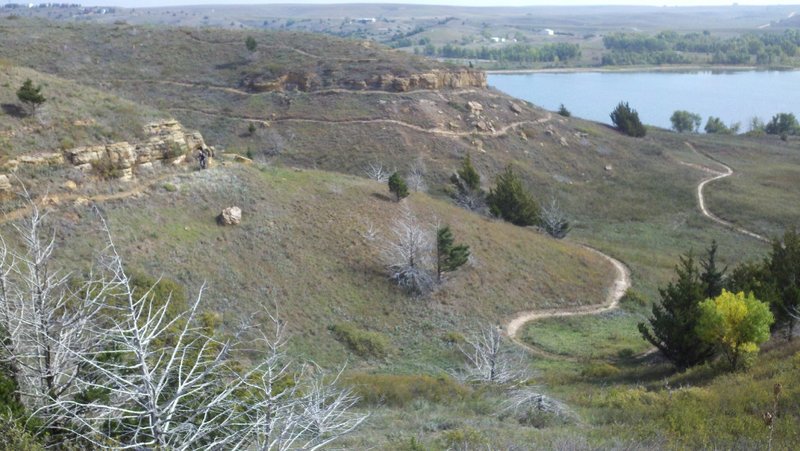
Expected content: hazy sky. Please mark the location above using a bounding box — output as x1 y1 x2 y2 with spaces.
56 1 800 8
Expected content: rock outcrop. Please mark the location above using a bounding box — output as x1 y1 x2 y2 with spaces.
63 120 210 180
246 68 486 93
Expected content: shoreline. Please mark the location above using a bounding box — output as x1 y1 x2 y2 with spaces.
486 65 798 74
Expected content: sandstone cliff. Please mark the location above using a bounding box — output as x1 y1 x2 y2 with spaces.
246 68 486 93
3 120 210 183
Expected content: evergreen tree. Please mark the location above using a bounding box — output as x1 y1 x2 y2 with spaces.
487 166 539 227
700 240 726 299
388 172 409 201
610 101 646 137
767 228 800 337
638 253 715 370
16 79 45 116
557 104 571 117
456 154 481 192
436 225 470 282
245 36 257 52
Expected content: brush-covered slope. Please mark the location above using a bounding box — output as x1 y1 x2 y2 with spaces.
0 63 168 159
39 163 613 369
2 18 796 298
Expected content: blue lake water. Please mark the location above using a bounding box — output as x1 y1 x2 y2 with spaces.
488 70 800 130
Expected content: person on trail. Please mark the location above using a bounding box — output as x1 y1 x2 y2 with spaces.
197 148 208 169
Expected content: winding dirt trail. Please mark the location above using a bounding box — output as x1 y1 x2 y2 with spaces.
682 142 769 243
0 173 178 226
168 106 550 139
505 245 631 359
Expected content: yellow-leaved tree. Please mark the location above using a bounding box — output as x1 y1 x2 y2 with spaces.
696 290 774 371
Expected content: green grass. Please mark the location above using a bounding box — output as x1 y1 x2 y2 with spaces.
38 164 612 371
521 310 651 360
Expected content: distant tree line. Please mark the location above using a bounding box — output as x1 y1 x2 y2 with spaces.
420 42 581 64
602 29 800 66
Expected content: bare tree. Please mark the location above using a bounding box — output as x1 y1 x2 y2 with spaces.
381 206 435 296
406 156 427 193
0 203 367 449
450 172 485 213
0 200 118 436
363 162 393 183
45 232 368 450
457 324 529 384
540 195 571 239
502 388 576 423
230 319 368 451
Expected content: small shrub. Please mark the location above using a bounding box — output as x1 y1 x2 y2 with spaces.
163 142 186 160
441 331 465 345
620 289 647 308
163 183 178 192
329 323 389 358
344 373 470 407
557 104 571 117
440 427 487 450
92 156 123 180
581 362 621 379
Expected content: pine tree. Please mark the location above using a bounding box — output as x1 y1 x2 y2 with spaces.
388 172 409 201
767 228 800 337
436 225 470 282
456 154 481 192
700 240 726 299
487 165 539 227
16 79 46 116
610 101 646 137
245 36 257 52
638 253 715 370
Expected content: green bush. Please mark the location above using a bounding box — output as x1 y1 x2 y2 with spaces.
610 101 646 137
328 323 390 358
91 156 124 180
440 427 487 450
487 165 539 226
0 414 43 451
163 142 186 160
344 373 470 407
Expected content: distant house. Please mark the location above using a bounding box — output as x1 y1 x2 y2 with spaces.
490 37 507 43
540 29 555 36
354 18 377 24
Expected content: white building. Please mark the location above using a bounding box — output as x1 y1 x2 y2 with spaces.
540 29 555 36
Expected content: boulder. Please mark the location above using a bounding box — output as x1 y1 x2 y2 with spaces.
218 206 242 226
467 101 483 113
510 102 523 114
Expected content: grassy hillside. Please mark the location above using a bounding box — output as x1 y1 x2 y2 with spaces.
37 163 612 370
1 18 790 297
0 18 441 91
0 63 167 158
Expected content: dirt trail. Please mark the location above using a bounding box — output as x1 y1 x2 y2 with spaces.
682 142 769 243
0 173 178 226
505 245 631 359
168 106 551 139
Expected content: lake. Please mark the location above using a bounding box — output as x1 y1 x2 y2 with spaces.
488 70 800 130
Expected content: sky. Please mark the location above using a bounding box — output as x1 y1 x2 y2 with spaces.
42 1 800 8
